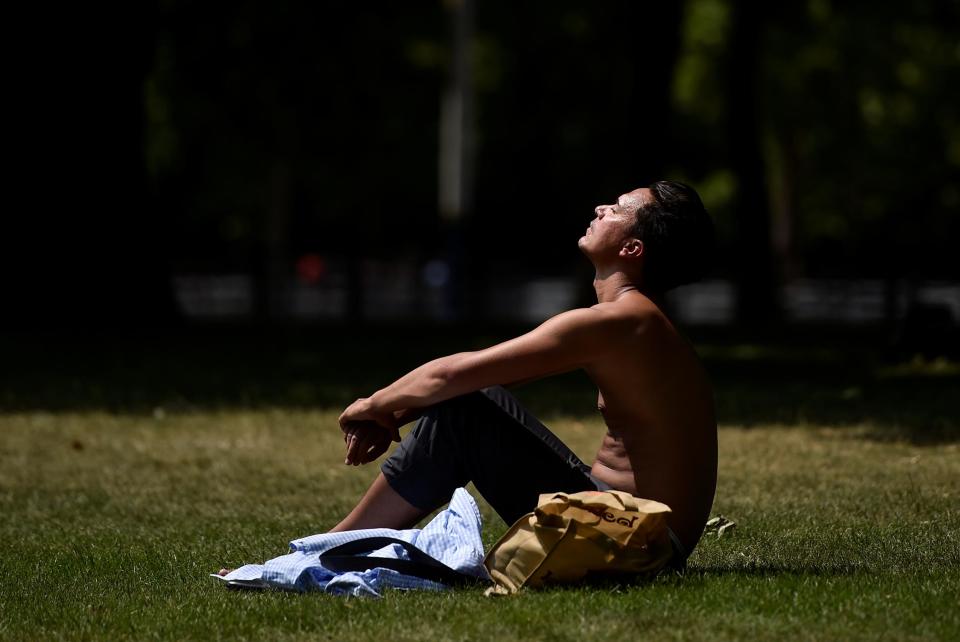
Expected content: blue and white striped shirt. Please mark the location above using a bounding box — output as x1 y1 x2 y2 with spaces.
212 487 488 597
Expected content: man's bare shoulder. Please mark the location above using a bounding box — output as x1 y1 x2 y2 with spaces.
545 301 645 336
587 293 666 334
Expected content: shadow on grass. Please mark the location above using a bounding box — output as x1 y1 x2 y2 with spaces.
684 563 866 578
498 562 869 595
1 325 957 444
705 353 960 445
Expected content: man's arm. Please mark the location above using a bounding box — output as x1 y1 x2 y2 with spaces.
340 305 634 428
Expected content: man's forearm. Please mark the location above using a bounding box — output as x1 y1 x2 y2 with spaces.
368 352 474 413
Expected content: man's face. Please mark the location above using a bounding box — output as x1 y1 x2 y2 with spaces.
578 187 649 258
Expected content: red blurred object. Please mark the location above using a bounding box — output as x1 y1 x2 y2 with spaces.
296 253 326 285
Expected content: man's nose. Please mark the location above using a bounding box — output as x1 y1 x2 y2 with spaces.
594 205 608 217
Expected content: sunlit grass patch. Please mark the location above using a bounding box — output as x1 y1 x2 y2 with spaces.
2 405 958 641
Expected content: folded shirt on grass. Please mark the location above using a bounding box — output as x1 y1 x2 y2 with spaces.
211 487 488 597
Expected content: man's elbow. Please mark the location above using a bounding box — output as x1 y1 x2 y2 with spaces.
430 353 474 391
431 361 457 386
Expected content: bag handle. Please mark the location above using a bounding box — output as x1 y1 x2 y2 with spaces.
319 536 488 587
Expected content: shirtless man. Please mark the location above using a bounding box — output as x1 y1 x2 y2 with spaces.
324 180 718 567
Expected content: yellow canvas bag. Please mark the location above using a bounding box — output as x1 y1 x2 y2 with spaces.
483 490 674 595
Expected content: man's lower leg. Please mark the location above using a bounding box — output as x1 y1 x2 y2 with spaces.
328 472 429 532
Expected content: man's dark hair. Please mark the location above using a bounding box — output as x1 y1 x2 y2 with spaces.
632 180 715 293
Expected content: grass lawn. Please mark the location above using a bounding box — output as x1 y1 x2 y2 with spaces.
1 329 958 640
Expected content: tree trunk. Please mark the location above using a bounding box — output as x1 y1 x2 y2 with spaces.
728 1 779 324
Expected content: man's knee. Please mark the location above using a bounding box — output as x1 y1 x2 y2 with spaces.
478 385 514 408
423 390 487 420
414 391 489 449
383 393 485 498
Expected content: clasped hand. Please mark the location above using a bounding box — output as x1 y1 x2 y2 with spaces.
338 398 402 466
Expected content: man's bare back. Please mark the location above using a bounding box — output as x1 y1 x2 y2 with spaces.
583 291 716 554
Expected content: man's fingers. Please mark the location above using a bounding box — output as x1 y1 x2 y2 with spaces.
345 428 377 465
358 432 391 464
350 433 382 465
340 421 392 465
341 423 367 456
352 434 378 465
346 427 361 442
342 426 391 465
365 438 390 463
343 429 359 463
345 433 364 464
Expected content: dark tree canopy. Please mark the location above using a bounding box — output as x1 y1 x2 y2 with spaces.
7 0 959 328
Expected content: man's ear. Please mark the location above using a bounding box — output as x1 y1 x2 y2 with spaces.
619 238 644 260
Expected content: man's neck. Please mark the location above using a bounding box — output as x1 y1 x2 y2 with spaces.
592 269 643 303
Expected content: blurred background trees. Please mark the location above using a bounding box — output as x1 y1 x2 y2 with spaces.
7 0 959 330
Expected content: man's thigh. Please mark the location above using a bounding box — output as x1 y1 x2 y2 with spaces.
463 386 604 522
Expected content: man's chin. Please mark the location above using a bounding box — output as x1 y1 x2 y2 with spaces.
577 237 593 257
